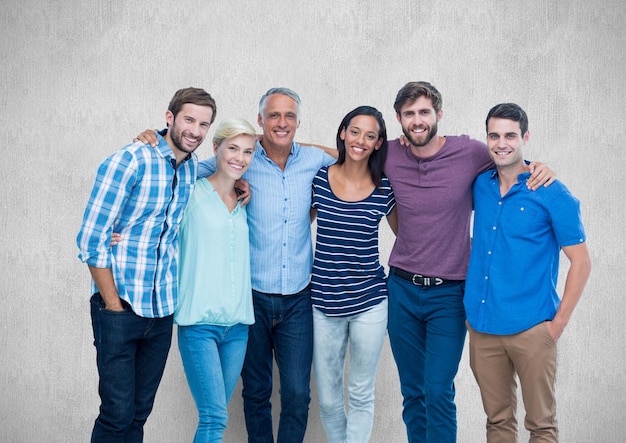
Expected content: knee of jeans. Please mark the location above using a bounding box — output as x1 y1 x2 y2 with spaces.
198 408 228 427
318 392 344 413
99 405 135 431
242 378 273 402
348 389 375 408
425 382 453 402
281 386 311 410
319 400 345 417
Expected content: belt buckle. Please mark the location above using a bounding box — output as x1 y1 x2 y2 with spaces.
411 274 424 286
412 274 443 286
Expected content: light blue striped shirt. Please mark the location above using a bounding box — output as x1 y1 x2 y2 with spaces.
199 140 335 294
77 134 196 318
175 179 254 326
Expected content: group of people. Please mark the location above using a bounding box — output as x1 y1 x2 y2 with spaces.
77 82 591 443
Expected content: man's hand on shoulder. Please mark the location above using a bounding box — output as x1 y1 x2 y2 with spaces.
527 162 556 190
235 178 251 206
133 129 159 147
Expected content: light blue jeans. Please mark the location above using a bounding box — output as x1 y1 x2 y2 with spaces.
178 323 249 443
312 299 388 443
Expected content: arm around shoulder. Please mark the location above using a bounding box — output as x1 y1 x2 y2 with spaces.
300 142 338 160
386 206 398 236
527 161 557 190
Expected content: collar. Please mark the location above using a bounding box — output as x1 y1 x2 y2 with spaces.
256 140 298 158
155 131 192 165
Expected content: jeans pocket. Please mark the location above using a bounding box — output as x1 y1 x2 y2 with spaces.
91 292 132 314
90 292 106 309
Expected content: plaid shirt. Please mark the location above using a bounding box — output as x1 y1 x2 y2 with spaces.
77 135 197 318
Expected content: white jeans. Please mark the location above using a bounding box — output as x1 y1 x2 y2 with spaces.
312 299 388 443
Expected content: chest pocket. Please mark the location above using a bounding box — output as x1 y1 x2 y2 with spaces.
500 204 549 240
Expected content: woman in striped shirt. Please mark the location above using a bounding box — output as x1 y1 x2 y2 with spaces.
311 106 398 443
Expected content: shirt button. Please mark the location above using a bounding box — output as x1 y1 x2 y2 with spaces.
484 276 489 280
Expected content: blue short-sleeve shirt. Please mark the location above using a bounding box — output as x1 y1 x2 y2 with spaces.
464 170 586 335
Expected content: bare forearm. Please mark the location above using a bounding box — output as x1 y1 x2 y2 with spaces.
552 261 591 328
549 244 591 339
387 208 398 236
88 266 123 311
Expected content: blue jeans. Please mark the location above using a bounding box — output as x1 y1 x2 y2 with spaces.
313 299 388 443
241 287 313 443
387 272 466 443
178 323 249 443
90 293 173 443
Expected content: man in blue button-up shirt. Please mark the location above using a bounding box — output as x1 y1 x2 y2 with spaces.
199 88 335 443
464 103 591 442
77 88 216 442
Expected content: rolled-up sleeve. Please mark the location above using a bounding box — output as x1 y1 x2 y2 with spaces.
77 150 137 267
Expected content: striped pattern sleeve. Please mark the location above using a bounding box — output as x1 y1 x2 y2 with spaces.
311 167 395 317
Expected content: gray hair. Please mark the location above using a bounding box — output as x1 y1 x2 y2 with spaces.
258 87 301 119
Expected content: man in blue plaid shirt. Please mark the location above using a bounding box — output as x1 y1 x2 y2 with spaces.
77 87 216 442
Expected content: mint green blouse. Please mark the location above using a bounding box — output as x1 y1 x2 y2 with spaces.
174 178 254 326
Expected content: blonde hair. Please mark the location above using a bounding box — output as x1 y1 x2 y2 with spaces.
212 118 257 147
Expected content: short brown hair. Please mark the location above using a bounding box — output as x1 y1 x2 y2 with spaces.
393 81 442 114
168 87 217 124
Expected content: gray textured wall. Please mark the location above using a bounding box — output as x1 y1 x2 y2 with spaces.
1 0 625 442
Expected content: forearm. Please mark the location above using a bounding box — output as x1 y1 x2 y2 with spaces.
387 207 398 236
198 157 217 178
88 266 123 311
300 142 338 159
553 262 591 327
550 246 591 337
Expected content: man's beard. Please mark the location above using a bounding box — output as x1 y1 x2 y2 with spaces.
402 122 438 147
170 124 200 154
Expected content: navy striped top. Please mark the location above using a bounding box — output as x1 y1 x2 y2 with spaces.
311 166 396 317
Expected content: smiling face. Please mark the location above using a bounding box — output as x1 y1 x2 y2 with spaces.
165 103 214 161
214 134 256 180
257 93 299 151
396 96 442 148
486 117 529 171
340 114 383 163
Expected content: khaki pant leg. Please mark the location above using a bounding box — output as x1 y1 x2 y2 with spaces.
468 323 518 443
506 322 558 443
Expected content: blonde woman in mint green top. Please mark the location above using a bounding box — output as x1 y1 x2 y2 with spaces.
176 177 254 326
175 118 256 443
